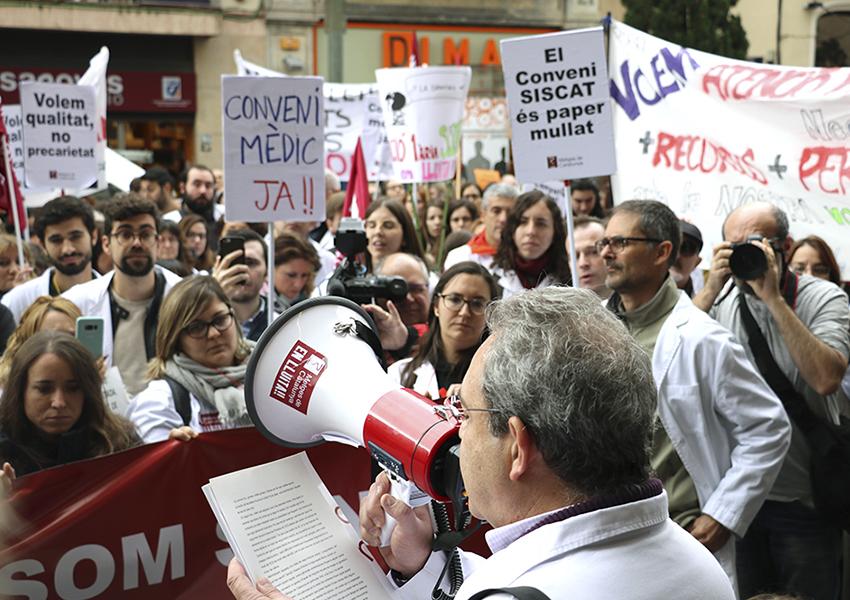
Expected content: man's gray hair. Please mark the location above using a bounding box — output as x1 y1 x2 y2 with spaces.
482 183 519 210
376 252 429 283
721 202 789 241
482 287 656 496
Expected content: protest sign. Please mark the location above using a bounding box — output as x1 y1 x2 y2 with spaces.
234 51 393 183
375 66 471 183
221 75 325 222
19 82 98 191
608 19 850 273
501 27 615 184
1 105 24 177
325 82 393 182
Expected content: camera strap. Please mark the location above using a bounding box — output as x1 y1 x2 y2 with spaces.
738 290 817 431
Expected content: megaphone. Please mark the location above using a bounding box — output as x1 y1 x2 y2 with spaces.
245 297 464 544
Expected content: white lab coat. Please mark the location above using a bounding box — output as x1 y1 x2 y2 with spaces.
2 268 53 323
388 358 439 399
652 292 791 585
61 267 183 367
128 379 203 443
397 492 735 600
2 268 103 323
490 267 558 299
443 244 493 271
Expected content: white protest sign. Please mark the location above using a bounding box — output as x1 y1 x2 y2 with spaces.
325 83 393 182
375 66 471 183
1 105 24 178
608 19 850 273
522 180 568 216
234 51 393 183
78 47 109 191
20 82 98 191
222 75 325 222
102 366 130 417
501 27 615 183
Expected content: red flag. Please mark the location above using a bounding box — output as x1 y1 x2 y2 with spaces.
342 138 370 219
0 103 26 232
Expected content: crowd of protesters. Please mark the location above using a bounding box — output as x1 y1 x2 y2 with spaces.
0 162 848 600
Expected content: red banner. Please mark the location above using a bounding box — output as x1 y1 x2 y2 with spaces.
0 428 373 599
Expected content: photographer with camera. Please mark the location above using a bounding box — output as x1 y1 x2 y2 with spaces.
693 202 850 600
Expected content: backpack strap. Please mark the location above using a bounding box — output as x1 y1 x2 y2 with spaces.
467 587 552 600
163 376 192 426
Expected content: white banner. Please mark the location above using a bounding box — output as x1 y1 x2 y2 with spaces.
221 75 325 222
609 20 850 274
20 82 98 191
1 105 24 179
375 66 471 183
77 47 109 191
234 51 392 182
501 27 615 184
324 82 393 182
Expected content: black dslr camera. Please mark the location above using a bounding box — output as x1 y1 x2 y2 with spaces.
326 218 408 304
729 235 768 280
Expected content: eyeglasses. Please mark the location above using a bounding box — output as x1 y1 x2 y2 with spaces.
433 394 502 423
594 236 663 253
437 293 488 316
111 229 158 245
183 310 234 339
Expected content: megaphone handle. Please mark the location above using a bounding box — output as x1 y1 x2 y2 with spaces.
379 473 432 547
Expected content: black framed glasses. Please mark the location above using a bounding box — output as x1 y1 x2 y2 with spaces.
434 394 502 423
437 293 488 316
183 310 234 339
111 228 158 246
594 236 663 253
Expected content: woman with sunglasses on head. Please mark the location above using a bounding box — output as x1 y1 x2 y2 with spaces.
387 262 499 400
129 276 254 443
491 190 571 298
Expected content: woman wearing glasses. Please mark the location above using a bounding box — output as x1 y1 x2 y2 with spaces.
388 262 499 400
129 276 254 443
491 190 571 298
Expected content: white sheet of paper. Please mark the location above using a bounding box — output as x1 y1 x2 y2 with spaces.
203 452 397 600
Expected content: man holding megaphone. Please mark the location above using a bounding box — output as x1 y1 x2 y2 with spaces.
228 288 735 600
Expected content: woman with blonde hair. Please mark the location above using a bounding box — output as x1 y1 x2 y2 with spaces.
0 296 81 387
0 234 31 298
129 275 254 443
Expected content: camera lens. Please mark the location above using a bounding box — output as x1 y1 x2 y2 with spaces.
729 243 767 280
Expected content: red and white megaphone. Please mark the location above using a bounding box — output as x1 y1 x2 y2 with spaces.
246 297 464 544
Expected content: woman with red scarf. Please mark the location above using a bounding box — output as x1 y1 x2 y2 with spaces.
491 190 571 298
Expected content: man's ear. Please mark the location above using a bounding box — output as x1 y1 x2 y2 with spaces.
507 416 537 482
101 233 111 253
656 240 674 268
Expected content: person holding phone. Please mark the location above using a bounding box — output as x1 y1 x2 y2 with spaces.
212 229 279 342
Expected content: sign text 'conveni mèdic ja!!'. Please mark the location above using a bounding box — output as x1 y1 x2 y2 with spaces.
222 76 326 222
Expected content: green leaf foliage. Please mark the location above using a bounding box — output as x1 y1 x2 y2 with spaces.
623 0 749 59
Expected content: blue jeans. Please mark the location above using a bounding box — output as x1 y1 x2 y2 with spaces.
736 500 841 600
